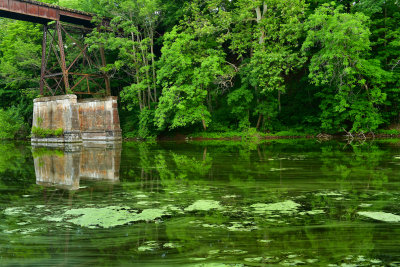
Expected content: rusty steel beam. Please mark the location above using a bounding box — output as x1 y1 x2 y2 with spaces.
69 73 104 78
100 46 111 96
39 23 47 95
67 44 88 72
0 0 112 96
56 20 69 92
74 92 104 95
0 0 94 27
44 72 63 79
69 75 86 91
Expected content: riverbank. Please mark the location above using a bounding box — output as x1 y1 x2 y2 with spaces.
129 129 400 142
4 128 400 142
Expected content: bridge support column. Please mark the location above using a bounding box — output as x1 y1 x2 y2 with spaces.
31 95 122 143
40 24 47 96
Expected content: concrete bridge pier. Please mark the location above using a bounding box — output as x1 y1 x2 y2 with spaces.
31 95 122 143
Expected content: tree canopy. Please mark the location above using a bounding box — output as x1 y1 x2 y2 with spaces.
0 0 400 138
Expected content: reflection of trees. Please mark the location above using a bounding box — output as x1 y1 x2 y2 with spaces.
302 223 375 264
0 142 35 189
119 140 394 202
319 142 388 190
1 140 399 264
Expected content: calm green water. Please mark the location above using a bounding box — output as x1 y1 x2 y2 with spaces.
0 140 400 266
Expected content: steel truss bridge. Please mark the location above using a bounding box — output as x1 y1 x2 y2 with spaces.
0 0 110 96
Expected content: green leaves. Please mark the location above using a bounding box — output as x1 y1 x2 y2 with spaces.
155 25 230 130
0 108 26 140
302 4 371 87
302 3 387 133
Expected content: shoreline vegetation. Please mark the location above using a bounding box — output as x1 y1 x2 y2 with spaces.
2 128 400 142
128 129 400 142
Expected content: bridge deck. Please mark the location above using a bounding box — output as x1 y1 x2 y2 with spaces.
0 0 94 26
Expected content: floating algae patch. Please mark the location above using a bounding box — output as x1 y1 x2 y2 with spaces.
280 259 306 266
202 223 223 229
163 242 182 249
251 200 301 214
65 206 138 228
185 200 222 212
244 257 263 263
133 208 166 222
191 263 234 267
135 194 149 198
223 250 248 255
299 209 325 216
43 216 63 222
4 207 24 216
227 222 258 232
315 191 344 197
258 239 273 244
358 211 400 222
64 206 167 228
208 250 220 256
138 241 159 252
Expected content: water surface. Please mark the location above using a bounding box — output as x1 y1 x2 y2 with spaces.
0 140 399 266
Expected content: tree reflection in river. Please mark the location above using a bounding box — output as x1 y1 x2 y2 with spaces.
0 140 399 266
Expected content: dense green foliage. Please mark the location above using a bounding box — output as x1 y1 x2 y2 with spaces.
0 0 400 138
0 108 27 139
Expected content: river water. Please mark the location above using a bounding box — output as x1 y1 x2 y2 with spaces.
0 140 399 266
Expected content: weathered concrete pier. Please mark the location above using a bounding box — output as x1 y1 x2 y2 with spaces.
31 94 122 143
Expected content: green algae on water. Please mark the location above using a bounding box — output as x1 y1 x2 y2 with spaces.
4 207 24 216
258 239 273 243
244 257 263 263
43 216 63 222
133 208 166 221
62 206 166 228
358 211 400 222
163 242 181 249
251 200 300 214
65 206 138 228
185 200 222 212
227 222 258 232
138 241 159 252
299 209 325 216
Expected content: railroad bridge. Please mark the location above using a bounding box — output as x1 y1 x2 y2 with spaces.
0 0 121 142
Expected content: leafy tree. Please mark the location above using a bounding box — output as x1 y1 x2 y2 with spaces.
155 22 232 131
302 3 388 133
0 20 41 122
0 108 27 139
222 0 308 130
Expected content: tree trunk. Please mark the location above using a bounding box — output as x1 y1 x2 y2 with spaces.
202 119 207 131
131 31 143 111
137 33 153 106
278 90 281 113
150 30 157 102
207 89 212 112
256 113 263 129
255 5 266 45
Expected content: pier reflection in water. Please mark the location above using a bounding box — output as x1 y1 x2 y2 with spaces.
32 142 121 190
